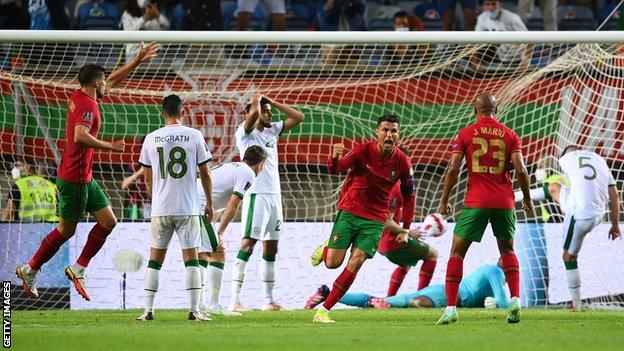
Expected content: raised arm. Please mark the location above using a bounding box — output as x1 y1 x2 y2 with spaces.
608 185 621 240
327 143 361 174
438 152 463 215
511 151 533 213
267 97 305 134
243 93 262 133
106 42 158 91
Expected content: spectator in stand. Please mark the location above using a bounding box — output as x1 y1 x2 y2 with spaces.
472 0 532 70
26 0 70 30
237 0 286 30
121 0 169 64
75 0 120 30
384 11 427 65
442 0 477 30
517 0 557 30
0 1 29 29
320 0 366 66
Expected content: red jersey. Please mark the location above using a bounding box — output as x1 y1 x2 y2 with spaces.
328 141 414 223
58 90 101 184
378 183 403 253
451 116 522 209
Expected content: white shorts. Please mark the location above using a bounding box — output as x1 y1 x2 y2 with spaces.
150 215 200 250
199 215 219 253
562 214 603 256
237 0 285 14
241 193 283 241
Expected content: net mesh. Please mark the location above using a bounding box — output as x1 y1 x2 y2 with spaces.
1 38 623 310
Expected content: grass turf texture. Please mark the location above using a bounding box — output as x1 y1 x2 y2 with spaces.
12 308 624 351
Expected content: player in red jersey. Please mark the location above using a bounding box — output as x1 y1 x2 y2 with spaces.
309 115 416 323
379 181 438 296
15 42 158 301
436 93 532 325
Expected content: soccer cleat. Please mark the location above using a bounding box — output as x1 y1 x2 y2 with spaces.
310 240 329 267
313 308 335 323
228 301 252 313
65 266 91 301
15 265 39 299
188 311 212 321
305 285 330 309
204 305 242 317
507 297 521 324
262 301 285 311
436 307 458 325
136 311 154 321
370 297 390 309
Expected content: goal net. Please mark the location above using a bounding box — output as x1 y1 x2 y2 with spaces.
1 31 623 310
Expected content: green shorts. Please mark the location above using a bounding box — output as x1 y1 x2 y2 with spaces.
328 211 385 258
57 178 110 223
381 238 430 267
454 207 516 242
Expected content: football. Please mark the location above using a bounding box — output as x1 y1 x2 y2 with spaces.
421 213 448 237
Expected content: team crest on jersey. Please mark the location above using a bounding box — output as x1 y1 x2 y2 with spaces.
244 182 252 191
83 111 93 122
265 140 276 148
254 227 261 234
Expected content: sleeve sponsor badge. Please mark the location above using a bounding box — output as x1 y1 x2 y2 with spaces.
244 182 252 191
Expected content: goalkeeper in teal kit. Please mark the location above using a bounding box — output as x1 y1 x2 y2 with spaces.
306 264 509 309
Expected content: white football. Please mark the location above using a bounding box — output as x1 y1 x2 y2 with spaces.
421 213 448 237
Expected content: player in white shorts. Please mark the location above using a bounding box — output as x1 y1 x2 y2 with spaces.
197 145 267 316
236 0 286 31
136 94 215 322
515 146 621 309
230 93 305 312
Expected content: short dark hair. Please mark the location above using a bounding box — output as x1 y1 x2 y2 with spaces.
561 145 579 157
393 10 409 21
245 97 272 113
77 64 105 87
162 94 184 116
377 115 400 127
242 145 268 166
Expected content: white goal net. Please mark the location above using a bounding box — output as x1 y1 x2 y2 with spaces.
1 31 623 310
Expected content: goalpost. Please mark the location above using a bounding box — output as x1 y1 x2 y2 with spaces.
1 30 623 310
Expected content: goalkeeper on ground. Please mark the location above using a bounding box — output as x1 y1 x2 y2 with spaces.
305 264 509 309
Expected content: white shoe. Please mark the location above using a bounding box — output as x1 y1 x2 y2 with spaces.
204 305 242 317
65 265 90 301
188 310 212 321
15 265 39 298
262 301 285 311
136 311 154 321
228 301 252 312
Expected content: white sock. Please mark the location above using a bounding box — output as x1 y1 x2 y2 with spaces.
185 264 201 313
566 267 582 308
144 265 160 313
199 263 207 310
445 306 456 312
208 264 224 307
72 263 86 274
261 258 276 306
230 258 247 305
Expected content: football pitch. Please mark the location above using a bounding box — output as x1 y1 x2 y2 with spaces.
11 308 624 351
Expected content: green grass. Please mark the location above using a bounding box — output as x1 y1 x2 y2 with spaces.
11 308 624 351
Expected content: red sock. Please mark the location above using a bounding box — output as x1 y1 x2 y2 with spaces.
28 229 68 270
501 252 520 298
322 269 356 310
445 257 463 307
387 267 408 296
418 260 437 290
76 223 112 267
